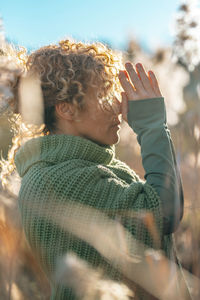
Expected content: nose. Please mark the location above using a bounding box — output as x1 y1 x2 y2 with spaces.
111 98 122 123
112 97 122 116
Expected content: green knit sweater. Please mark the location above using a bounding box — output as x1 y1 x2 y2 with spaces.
15 98 180 299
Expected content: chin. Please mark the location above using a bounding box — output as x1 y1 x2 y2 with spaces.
108 133 120 146
113 135 120 145
90 131 120 146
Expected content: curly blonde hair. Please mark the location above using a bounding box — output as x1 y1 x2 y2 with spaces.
0 39 122 187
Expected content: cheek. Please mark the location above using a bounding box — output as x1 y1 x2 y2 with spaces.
86 107 113 132
91 121 110 138
90 112 109 127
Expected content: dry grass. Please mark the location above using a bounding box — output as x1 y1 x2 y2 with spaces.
0 188 50 300
0 183 200 299
1 14 200 297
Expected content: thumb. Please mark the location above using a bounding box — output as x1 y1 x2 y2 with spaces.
121 92 128 122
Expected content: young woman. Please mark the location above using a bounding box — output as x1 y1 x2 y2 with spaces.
1 40 185 299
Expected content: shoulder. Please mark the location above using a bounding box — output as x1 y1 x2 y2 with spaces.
20 160 117 191
110 158 141 182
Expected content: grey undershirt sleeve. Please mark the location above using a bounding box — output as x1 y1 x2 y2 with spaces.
127 97 183 234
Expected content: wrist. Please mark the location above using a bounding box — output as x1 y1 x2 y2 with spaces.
127 97 166 132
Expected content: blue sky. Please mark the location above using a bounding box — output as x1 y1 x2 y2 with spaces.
1 0 181 51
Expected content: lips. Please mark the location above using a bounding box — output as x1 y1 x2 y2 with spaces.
111 122 121 128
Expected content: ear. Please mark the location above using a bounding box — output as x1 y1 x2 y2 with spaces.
55 102 77 121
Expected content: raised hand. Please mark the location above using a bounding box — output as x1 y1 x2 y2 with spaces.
118 62 162 122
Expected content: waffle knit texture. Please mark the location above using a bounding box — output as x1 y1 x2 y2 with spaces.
15 133 173 299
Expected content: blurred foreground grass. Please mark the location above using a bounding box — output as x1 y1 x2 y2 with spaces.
1 3 200 293
0 187 50 300
0 115 12 159
0 119 200 299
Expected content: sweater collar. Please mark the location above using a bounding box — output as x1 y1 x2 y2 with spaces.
15 134 115 177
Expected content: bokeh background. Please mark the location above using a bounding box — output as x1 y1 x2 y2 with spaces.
0 0 200 299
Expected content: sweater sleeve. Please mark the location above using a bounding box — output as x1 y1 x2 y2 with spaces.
127 97 183 234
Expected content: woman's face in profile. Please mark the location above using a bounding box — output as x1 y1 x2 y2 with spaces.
74 91 122 146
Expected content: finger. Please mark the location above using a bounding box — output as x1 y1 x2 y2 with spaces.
125 62 143 91
121 92 128 122
148 71 162 97
136 63 154 94
118 71 136 100
123 69 129 80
